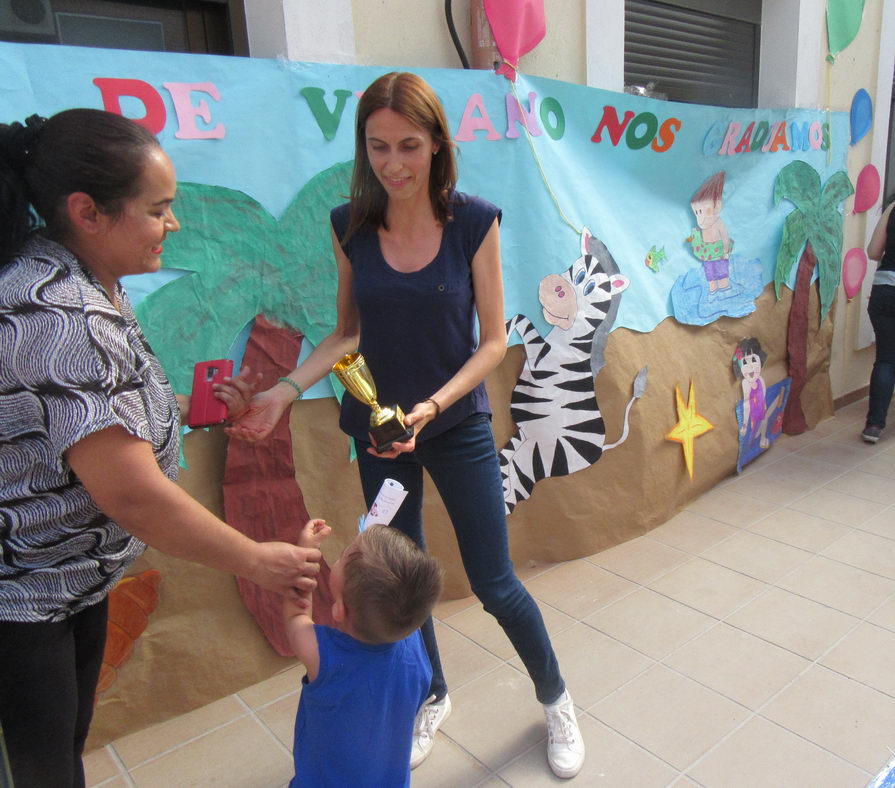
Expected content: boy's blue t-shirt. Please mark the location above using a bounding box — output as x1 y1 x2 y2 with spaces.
330 192 501 442
290 625 432 787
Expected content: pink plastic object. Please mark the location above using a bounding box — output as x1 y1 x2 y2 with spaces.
842 248 868 300
853 164 880 213
484 0 546 80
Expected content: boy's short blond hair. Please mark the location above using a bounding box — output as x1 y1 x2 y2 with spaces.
342 525 443 644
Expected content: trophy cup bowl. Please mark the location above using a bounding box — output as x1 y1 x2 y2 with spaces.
332 353 414 452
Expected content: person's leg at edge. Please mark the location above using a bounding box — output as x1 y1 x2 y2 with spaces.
416 415 563 703
866 287 895 433
72 598 109 788
418 415 583 777
0 597 108 788
354 441 446 700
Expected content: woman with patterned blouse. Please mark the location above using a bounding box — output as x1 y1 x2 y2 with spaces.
0 109 321 788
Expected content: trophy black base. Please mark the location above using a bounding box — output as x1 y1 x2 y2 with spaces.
370 418 414 453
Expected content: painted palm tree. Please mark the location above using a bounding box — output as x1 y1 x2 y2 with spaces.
135 160 353 394
773 160 853 434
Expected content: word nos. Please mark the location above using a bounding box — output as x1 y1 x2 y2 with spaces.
704 119 831 155
590 106 682 153
93 78 224 139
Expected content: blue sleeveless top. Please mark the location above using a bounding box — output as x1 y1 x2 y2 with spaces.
331 192 501 442
291 626 431 787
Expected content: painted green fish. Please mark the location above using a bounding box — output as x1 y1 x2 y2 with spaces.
644 245 667 272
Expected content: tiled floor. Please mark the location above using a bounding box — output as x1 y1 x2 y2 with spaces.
85 400 895 787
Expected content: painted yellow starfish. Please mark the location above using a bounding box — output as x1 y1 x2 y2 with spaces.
666 380 714 480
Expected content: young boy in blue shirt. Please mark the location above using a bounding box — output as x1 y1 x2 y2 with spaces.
285 520 443 787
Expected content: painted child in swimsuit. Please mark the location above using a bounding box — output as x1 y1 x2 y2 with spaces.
687 172 732 292
733 338 782 450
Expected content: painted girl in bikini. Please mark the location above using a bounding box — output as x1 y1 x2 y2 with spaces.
687 172 732 292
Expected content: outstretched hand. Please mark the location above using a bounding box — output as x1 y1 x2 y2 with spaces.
212 365 263 421
247 541 321 602
224 388 289 443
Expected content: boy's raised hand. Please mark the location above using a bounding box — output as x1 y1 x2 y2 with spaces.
298 518 331 550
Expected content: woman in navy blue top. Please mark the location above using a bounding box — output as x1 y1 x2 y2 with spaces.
230 72 584 779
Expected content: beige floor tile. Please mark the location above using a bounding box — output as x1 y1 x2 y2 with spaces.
237 664 303 709
433 622 503 691
776 555 895 618
699 530 812 583
668 777 700 787
498 715 677 787
867 594 895 632
508 622 653 709
524 560 637 619
824 469 895 505
112 694 247 768
746 508 851 552
748 454 844 488
128 716 292 787
822 529 895 579
723 471 814 506
591 665 749 771
857 453 895 480
775 430 824 452
584 589 714 660
663 623 809 710
472 779 511 787
514 558 563 584
585 536 689 584
687 716 869 788
648 557 767 618
645 510 738 555
820 622 895 697
795 440 880 469
433 594 478 620
443 599 574 660
84 746 121 787
411 734 491 788
853 506 895 539
684 488 779 527
788 487 887 526
256 691 300 750
762 665 895 774
726 587 858 660
91 779 128 788
440 664 547 772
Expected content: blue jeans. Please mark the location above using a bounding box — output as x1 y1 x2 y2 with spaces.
867 285 895 428
355 413 565 704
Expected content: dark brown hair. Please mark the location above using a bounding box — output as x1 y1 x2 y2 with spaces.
0 108 160 264
732 337 767 379
343 72 457 245
691 171 725 205
342 525 443 644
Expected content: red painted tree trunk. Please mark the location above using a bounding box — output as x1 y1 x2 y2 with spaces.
222 315 334 656
783 244 817 435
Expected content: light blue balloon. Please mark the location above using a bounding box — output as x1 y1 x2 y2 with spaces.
850 88 872 145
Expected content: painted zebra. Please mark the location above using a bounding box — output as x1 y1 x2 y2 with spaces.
500 229 647 515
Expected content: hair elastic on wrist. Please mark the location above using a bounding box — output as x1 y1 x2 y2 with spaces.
425 397 441 418
278 377 304 400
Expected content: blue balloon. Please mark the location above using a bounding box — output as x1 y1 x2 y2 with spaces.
850 88 872 145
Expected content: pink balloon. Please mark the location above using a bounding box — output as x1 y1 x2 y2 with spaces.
842 247 868 299
854 164 880 213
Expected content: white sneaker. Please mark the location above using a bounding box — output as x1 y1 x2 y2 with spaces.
544 690 585 778
410 694 452 769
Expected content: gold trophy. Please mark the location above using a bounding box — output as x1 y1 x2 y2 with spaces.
332 352 414 452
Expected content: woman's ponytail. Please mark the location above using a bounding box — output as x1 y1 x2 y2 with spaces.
0 114 45 265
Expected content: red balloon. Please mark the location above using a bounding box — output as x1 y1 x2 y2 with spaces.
854 165 880 213
842 247 868 299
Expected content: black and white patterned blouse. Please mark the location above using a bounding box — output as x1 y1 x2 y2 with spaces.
0 235 181 623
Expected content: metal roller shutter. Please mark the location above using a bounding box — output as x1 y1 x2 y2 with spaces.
625 0 761 108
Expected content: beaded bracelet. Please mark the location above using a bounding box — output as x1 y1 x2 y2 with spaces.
424 397 441 418
278 377 304 400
